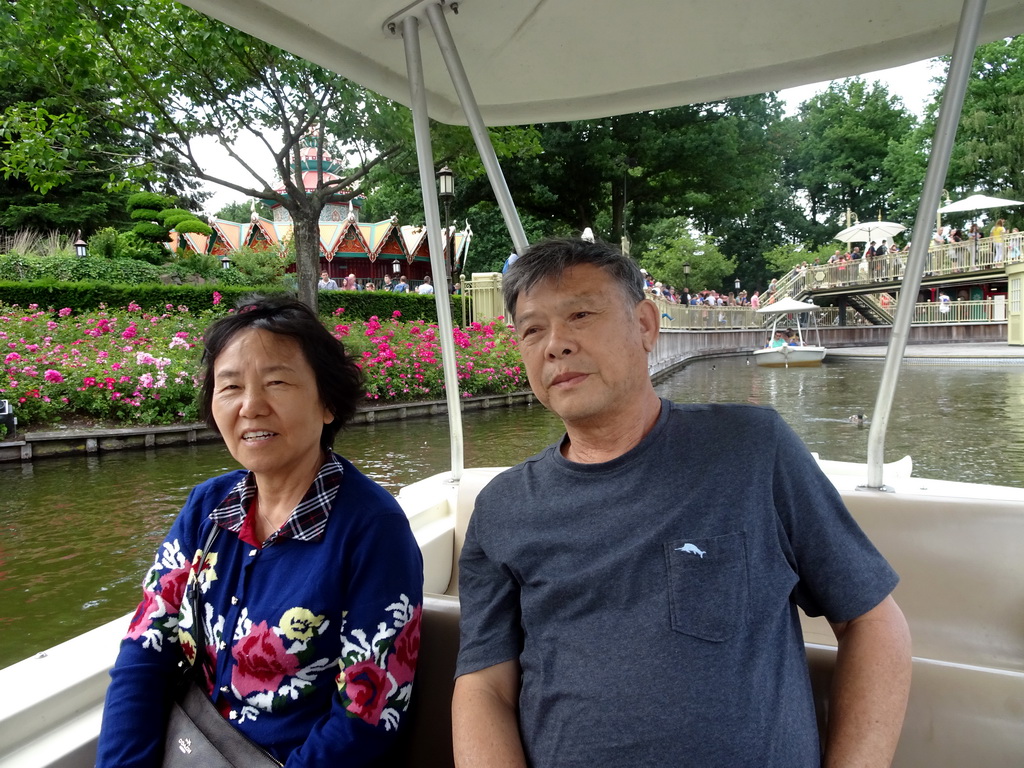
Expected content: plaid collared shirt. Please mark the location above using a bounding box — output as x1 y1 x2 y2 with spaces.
209 452 344 545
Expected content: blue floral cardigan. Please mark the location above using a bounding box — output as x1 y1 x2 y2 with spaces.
96 454 424 767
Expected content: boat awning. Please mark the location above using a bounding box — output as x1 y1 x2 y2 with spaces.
757 297 819 315
175 0 1024 126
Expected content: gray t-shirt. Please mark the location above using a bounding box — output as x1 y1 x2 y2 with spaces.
457 400 898 767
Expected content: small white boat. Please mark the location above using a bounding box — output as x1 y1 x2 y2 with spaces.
753 297 827 367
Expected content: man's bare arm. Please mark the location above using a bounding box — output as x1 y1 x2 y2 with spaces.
824 595 912 767
452 660 527 768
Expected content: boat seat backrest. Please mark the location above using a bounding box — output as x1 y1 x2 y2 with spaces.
399 593 460 768
448 467 505 596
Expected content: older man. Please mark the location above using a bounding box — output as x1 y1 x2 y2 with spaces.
452 238 911 768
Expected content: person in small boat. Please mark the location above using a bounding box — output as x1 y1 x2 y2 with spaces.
96 295 423 767
768 330 786 348
453 237 911 768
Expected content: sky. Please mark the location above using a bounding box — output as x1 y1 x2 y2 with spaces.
193 58 945 217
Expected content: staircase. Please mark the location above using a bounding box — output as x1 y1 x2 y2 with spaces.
846 293 894 325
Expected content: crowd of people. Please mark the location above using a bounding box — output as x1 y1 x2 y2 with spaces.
317 270 443 294
641 269 761 309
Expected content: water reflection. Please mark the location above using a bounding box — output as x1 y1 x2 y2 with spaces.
3 358 1023 667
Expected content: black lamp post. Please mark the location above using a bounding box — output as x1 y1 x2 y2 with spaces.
735 278 741 292
437 166 455 284
683 262 691 281
74 231 88 258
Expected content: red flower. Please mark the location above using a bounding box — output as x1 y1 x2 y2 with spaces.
231 621 299 697
157 563 192 612
126 590 159 640
343 658 391 725
387 606 421 687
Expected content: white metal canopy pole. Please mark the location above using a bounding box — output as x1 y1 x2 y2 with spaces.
423 2 530 256
402 14 464 482
864 0 985 489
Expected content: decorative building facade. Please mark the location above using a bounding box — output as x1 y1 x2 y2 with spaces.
174 138 471 284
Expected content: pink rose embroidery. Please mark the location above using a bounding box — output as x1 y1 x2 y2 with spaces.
125 590 159 640
157 564 191 613
387 606 422 687
343 659 390 726
231 621 300 697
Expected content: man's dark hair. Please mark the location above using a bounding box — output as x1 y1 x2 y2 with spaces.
502 237 645 319
199 294 364 450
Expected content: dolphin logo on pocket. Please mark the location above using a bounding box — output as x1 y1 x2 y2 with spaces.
675 543 706 558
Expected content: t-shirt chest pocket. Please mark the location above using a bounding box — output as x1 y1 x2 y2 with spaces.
664 531 748 642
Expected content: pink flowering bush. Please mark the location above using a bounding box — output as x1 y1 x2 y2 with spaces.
0 302 208 426
339 313 523 401
1 302 525 429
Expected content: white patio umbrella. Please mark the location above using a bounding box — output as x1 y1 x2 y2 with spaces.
834 221 906 244
938 194 1024 214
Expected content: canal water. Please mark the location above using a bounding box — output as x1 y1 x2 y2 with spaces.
3 357 1023 668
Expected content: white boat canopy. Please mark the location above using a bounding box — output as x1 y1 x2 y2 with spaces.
757 297 820 315
176 0 1024 126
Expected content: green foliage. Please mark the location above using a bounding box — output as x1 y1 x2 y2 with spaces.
127 191 171 212
173 218 212 236
637 217 736 292
133 221 170 242
0 104 90 194
87 227 119 258
115 231 166 264
784 79 916 237
0 280 274 313
215 199 271 222
461 202 554 274
763 244 806 274
161 208 194 229
228 246 286 285
944 36 1024 228
317 291 459 324
174 251 220 279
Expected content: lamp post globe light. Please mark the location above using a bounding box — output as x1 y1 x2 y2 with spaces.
735 278 741 291
683 262 691 278
437 166 455 284
74 231 88 258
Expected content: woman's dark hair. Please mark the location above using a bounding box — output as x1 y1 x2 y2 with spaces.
199 294 364 450
502 237 645 319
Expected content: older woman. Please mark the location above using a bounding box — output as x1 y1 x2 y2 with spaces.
96 295 423 767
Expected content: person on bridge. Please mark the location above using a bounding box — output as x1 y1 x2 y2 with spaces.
452 237 912 768
991 219 1007 263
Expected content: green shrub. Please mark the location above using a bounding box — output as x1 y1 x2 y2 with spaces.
174 218 213 236
161 208 195 229
229 246 287 285
133 221 170 242
126 191 170 211
115 232 167 264
88 227 120 259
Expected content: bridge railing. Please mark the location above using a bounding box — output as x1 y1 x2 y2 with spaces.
786 232 1024 297
462 275 1008 330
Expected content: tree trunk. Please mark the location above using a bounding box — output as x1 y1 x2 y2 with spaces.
292 207 321 313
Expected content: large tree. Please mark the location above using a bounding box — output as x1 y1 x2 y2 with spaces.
944 36 1024 219
784 79 916 236
1 0 412 310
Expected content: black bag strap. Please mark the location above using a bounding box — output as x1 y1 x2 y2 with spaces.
175 521 222 688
